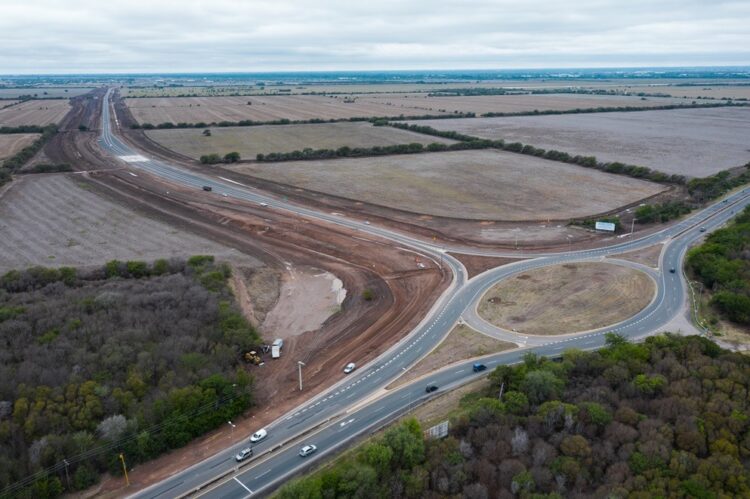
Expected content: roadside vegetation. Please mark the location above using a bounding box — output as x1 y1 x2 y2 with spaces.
0 256 259 498
199 151 240 164
0 125 58 187
278 334 750 498
687 205 750 326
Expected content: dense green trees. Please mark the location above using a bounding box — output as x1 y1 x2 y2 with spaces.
687 205 750 325
0 257 259 497
635 201 693 224
278 334 750 498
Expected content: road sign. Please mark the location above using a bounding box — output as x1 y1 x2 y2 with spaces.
595 221 616 232
425 420 449 439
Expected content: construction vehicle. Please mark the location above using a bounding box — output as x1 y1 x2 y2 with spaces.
271 338 284 359
244 351 262 365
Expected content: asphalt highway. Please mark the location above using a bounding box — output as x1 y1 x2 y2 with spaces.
97 91 750 498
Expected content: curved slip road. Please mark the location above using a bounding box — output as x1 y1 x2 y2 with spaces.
96 91 750 498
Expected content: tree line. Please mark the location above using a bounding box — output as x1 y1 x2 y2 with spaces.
687 205 750 325
0 125 59 188
478 101 745 118
279 334 750 498
0 256 259 498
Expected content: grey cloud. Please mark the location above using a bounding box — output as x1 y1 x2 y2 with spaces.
0 0 747 73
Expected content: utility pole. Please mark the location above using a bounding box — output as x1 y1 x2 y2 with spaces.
631 217 636 234
119 453 130 487
227 421 236 441
63 459 70 490
298 361 306 391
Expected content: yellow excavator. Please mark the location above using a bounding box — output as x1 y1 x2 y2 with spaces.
244 351 262 365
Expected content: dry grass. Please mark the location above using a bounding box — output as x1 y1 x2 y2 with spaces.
478 262 655 335
412 107 750 178
354 93 684 115
227 149 665 221
125 95 452 124
0 133 39 160
145 122 455 159
608 85 750 100
0 175 256 271
388 324 516 389
610 244 664 268
0 99 71 126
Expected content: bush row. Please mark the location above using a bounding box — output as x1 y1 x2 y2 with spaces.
0 125 58 187
390 122 687 185
479 101 745 118
199 152 240 164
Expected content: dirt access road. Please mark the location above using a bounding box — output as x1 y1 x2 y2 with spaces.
42 89 449 496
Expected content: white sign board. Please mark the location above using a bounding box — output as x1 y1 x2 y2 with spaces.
425 420 449 439
595 221 616 232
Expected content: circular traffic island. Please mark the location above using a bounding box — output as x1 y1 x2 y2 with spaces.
478 262 655 336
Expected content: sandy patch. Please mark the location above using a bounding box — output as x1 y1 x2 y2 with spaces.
261 265 347 340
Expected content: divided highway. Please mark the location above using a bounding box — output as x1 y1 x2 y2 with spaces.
96 91 750 498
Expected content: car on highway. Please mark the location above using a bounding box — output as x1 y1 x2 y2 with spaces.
343 362 356 374
363 220 370 225
699 227 706 232
425 384 438 393
259 202 268 207
250 428 267 443
202 186 212 192
669 268 676 273
235 448 253 462
299 444 317 457
472 363 487 372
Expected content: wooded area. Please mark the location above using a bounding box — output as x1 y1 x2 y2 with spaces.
279 334 750 498
0 256 259 498
688 205 750 325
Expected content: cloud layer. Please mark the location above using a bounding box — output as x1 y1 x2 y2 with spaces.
1 0 748 73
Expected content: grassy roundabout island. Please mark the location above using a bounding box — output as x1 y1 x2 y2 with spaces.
478 262 656 335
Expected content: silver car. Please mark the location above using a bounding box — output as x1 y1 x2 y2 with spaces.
235 447 253 462
299 444 317 457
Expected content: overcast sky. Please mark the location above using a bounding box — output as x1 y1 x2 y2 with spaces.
1 0 748 74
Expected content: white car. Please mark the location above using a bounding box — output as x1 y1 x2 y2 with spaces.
250 428 267 443
259 202 268 207
235 447 253 462
343 362 356 374
299 444 317 457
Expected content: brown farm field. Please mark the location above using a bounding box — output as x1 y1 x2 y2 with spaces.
125 95 453 124
226 149 666 221
1 100 21 109
0 175 254 271
411 107 750 177
0 133 39 160
0 99 71 126
352 92 685 115
145 121 456 159
0 87 94 99
610 84 750 100
477 262 656 335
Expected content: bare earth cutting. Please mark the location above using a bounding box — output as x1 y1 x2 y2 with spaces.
0 99 71 126
0 175 257 271
411 107 750 177
227 149 665 221
145 121 455 159
478 262 656 335
388 324 516 389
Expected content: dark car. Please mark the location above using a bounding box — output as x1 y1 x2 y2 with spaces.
699 227 707 232
669 268 676 273
425 384 438 393
472 363 487 372
202 185 212 192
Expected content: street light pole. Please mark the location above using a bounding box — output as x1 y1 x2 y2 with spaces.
298 361 306 391
119 453 130 487
227 421 236 442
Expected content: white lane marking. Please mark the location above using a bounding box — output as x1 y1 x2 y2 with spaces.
219 176 244 185
234 476 253 494
128 172 138 177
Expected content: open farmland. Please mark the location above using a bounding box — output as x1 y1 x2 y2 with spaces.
125 95 453 124
145 121 456 159
0 133 39 161
0 87 94 98
227 149 665 221
610 84 750 100
353 92 685 115
411 107 750 177
0 175 254 271
478 262 656 335
0 99 71 126
1 100 20 109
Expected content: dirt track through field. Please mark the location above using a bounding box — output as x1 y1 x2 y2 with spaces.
478 262 655 335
